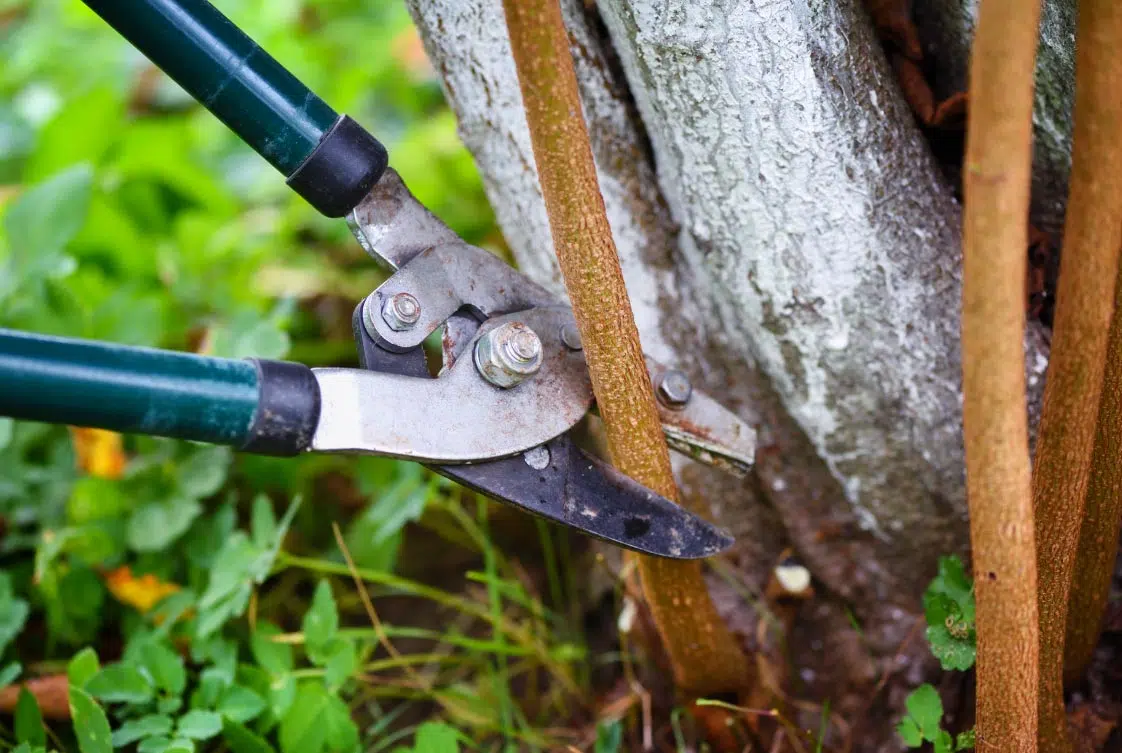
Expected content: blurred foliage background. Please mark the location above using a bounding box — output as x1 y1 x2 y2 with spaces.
0 2 613 752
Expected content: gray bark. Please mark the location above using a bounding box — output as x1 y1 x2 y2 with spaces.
404 0 1056 744
913 0 1075 234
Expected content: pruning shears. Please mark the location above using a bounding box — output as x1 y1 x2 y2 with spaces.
0 0 756 559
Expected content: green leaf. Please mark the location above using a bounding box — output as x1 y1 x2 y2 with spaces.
923 556 976 671
414 722 459 753
176 710 223 740
0 418 13 451
86 664 154 704
127 497 203 552
222 718 278 753
251 495 277 550
925 624 977 672
0 572 30 655
322 639 356 691
4 164 93 256
177 447 231 499
15 687 45 747
250 623 293 676
216 684 266 723
205 311 290 360
137 641 187 696
278 685 327 753
111 714 174 747
896 717 923 748
25 87 124 181
68 648 100 689
343 475 428 572
70 686 113 753
0 661 22 687
934 730 954 753
278 683 357 753
956 728 976 751
137 737 174 753
302 581 339 662
594 720 621 753
903 684 943 743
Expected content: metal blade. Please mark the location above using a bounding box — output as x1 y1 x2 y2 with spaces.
647 359 757 477
434 435 733 560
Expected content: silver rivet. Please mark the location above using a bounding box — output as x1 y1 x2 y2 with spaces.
474 322 544 389
524 445 551 470
381 292 421 331
559 322 583 351
657 369 692 407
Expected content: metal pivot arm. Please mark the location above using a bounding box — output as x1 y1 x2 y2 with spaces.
81 0 387 217
0 329 320 456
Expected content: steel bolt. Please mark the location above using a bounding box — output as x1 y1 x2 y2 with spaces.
523 445 551 470
474 321 544 389
656 369 692 407
381 292 422 331
559 322 583 351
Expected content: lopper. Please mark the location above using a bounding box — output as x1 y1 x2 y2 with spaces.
0 0 756 559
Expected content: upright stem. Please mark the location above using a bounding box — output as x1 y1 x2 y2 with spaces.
1064 266 1122 684
1030 1 1122 748
501 0 751 695
961 0 1041 749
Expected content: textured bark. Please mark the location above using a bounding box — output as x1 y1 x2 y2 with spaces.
404 0 1050 746
1030 2 1122 746
912 0 1075 235
961 0 1042 747
594 0 1049 576
1065 266 1122 684
500 0 751 697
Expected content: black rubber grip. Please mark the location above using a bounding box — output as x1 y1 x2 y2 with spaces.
241 359 321 455
286 114 389 217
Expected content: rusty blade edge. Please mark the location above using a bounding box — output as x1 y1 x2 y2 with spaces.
431 435 734 560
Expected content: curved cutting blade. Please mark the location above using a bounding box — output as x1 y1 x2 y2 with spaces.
436 435 733 560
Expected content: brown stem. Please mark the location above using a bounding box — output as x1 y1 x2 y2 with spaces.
0 675 71 720
961 0 1042 749
501 0 751 696
1063 266 1122 683
1031 1 1122 748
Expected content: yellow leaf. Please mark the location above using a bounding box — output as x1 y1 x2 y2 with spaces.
104 566 180 613
69 428 126 480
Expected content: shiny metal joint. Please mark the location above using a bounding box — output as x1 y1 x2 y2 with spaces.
657 369 693 407
381 292 422 331
559 322 583 351
474 322 544 389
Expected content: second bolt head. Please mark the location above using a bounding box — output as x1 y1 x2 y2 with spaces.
657 369 693 407
381 292 422 331
475 321 544 389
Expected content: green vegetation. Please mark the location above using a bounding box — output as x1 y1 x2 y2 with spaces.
898 557 977 752
0 1 599 750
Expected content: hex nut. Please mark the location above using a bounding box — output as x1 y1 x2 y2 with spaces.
381 292 422 331
474 321 544 389
656 369 692 407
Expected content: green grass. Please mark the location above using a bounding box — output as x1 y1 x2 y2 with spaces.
0 1 610 750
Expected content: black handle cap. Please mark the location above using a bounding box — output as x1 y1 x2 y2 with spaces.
241 359 320 456
286 115 388 217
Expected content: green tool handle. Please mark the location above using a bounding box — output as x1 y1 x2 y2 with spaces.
0 329 320 456
81 0 387 217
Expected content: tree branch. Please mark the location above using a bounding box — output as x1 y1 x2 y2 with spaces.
961 0 1042 748
1064 265 1122 684
500 0 751 695
1031 0 1122 735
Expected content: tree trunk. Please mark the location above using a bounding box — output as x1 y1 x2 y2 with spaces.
404 0 1058 747
912 0 1075 235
